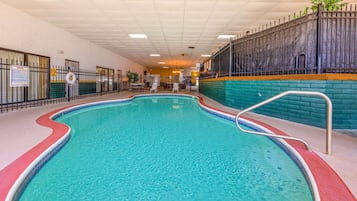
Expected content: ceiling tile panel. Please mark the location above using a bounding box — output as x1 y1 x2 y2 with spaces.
185 0 215 10
154 1 185 11
0 0 66 9
213 1 248 12
102 10 131 17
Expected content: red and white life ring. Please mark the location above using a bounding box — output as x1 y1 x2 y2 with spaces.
65 72 76 85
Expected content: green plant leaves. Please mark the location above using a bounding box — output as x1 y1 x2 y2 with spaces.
127 71 139 82
311 0 347 11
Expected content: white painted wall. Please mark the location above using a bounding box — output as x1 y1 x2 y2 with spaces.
0 2 145 74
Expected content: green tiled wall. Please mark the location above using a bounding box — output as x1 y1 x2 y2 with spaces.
51 82 97 98
200 79 357 129
325 81 357 129
199 80 226 104
79 82 96 95
50 83 65 98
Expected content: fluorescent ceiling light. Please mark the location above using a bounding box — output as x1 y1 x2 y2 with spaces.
201 54 211 57
129 34 147 38
162 66 169 68
158 61 166 64
150 54 160 57
217 35 236 39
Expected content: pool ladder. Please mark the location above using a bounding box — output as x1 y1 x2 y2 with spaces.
235 91 333 154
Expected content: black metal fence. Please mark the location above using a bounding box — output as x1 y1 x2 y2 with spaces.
0 62 119 113
206 4 357 78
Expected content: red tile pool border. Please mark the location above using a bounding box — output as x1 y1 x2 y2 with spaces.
0 107 71 201
0 95 355 201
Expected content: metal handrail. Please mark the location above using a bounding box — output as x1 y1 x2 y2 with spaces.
235 90 333 154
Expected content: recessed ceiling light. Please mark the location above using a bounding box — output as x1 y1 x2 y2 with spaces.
150 54 160 57
158 61 166 64
217 35 236 39
162 66 169 68
201 54 211 57
129 34 147 38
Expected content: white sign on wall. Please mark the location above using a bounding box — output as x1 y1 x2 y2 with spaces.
10 65 29 87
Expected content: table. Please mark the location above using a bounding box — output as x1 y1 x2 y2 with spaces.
130 83 145 91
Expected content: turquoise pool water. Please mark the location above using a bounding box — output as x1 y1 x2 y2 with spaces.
19 96 313 201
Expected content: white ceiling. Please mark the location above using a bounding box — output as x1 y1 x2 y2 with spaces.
1 0 356 68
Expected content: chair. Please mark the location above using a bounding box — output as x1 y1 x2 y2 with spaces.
150 82 158 93
172 82 179 93
189 85 198 92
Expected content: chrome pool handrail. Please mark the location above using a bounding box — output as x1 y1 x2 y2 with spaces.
235 90 333 154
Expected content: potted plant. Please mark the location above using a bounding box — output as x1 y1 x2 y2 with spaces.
127 71 139 83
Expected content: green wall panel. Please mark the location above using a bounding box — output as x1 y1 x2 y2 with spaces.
200 79 357 129
79 82 96 95
199 81 226 103
50 83 65 98
51 82 97 98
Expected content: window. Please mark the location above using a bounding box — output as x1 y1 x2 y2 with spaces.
0 48 50 105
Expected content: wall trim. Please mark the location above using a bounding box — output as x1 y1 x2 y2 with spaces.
200 74 357 82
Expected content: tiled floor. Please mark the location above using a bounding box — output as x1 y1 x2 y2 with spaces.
0 89 356 198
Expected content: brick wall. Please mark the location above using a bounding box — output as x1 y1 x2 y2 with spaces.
200 78 357 129
199 80 226 104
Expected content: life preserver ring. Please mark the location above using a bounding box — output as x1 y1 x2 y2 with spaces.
65 72 76 85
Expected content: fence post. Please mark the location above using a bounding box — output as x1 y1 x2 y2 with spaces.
47 63 51 99
316 3 323 74
218 55 221 77
229 39 232 77
24 55 28 103
67 67 70 102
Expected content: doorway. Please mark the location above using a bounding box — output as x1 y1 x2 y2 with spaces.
96 66 114 93
65 59 79 98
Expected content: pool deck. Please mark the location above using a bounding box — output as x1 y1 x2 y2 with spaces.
0 89 356 200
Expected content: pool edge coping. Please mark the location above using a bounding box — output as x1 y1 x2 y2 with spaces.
0 93 355 201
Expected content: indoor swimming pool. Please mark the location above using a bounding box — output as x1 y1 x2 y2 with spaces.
17 95 314 201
